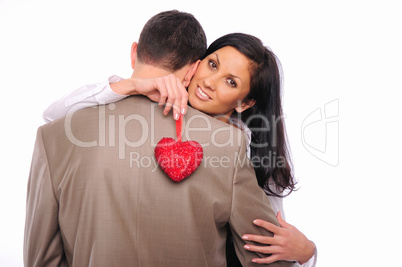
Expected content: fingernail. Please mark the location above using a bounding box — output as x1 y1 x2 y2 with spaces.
244 245 250 250
175 113 179 120
242 235 249 240
181 108 186 115
252 259 257 263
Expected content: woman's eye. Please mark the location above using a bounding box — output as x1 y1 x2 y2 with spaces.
208 60 217 69
227 79 237 88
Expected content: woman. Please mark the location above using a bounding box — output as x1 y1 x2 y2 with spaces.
43 33 316 266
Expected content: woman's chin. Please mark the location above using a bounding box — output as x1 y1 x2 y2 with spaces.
188 96 202 111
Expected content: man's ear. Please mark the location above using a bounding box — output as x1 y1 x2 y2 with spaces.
183 60 201 87
130 42 138 70
235 99 256 113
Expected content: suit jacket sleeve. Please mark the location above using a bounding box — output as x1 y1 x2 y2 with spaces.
24 127 67 267
229 137 293 267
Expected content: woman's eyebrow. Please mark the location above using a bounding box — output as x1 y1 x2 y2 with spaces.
213 52 241 82
229 73 241 80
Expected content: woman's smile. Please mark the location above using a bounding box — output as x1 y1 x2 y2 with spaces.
195 85 211 101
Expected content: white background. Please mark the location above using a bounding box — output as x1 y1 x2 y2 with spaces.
1 0 401 266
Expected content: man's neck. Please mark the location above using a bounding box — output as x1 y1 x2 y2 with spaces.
131 63 172 79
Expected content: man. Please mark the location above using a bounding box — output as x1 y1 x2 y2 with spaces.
24 10 292 267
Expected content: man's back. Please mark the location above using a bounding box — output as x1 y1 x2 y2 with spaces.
25 96 292 267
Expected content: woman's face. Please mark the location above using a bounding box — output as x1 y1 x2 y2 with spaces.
188 46 253 122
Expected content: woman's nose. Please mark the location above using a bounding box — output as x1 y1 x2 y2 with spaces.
203 75 216 91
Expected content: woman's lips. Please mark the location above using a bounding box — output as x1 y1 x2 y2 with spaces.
195 86 211 101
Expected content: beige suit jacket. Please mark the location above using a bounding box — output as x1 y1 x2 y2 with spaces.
24 96 292 267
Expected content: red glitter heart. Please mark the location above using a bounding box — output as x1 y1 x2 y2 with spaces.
155 138 203 182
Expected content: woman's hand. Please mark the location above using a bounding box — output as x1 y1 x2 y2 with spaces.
111 74 188 120
242 211 315 265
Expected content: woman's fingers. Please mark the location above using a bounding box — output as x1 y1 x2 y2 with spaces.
276 211 290 228
169 76 188 118
242 219 283 246
243 243 281 255
158 75 188 120
253 219 283 235
244 243 286 264
242 234 276 245
137 74 188 120
161 75 175 115
251 254 282 265
156 78 168 108
244 213 316 265
179 79 188 115
170 77 183 120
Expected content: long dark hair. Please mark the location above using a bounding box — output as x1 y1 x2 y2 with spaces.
203 33 295 197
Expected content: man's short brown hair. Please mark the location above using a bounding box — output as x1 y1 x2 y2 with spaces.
137 10 207 72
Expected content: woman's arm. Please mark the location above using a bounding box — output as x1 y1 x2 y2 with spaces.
43 75 127 123
43 74 188 123
242 211 317 266
112 74 189 119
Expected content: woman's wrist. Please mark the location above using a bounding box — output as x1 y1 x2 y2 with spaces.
110 78 137 96
298 240 316 265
